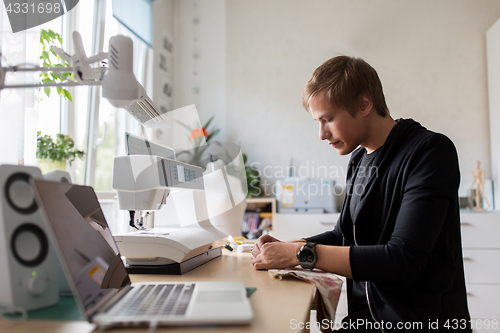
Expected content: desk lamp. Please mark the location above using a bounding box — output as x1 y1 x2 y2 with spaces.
0 31 165 128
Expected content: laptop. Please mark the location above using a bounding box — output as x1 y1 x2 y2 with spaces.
30 179 253 329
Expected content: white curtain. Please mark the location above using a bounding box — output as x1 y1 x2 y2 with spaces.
0 6 40 166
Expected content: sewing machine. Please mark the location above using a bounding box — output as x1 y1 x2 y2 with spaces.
112 154 229 274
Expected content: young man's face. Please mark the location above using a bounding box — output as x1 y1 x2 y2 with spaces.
309 91 368 155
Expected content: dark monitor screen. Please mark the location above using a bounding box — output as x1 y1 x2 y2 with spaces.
32 180 130 317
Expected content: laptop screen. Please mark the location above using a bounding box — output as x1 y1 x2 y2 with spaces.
32 179 131 316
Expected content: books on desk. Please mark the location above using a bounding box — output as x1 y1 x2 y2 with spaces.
242 212 259 234
242 212 272 235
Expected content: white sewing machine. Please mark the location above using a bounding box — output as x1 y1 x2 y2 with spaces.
112 154 229 274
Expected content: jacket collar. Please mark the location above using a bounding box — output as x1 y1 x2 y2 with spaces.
341 119 426 230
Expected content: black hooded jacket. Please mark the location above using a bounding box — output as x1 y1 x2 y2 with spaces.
305 119 471 331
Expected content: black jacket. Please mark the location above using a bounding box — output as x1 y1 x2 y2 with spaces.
306 119 471 332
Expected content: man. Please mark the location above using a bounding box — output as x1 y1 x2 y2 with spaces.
251 56 471 332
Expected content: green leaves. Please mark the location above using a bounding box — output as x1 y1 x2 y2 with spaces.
203 115 215 130
245 160 262 198
40 29 61 45
241 153 262 198
64 89 72 102
39 29 73 102
206 128 220 142
36 131 85 165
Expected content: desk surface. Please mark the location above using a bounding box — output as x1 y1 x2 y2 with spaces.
0 249 315 332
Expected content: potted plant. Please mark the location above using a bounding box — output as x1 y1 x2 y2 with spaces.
36 131 85 174
176 115 221 167
243 153 262 198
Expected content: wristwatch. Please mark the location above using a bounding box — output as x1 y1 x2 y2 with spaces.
296 242 317 270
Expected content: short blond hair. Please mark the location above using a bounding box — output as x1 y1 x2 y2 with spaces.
303 56 389 117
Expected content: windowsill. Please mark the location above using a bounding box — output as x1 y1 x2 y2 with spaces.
95 191 117 200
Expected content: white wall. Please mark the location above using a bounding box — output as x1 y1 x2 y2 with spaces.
487 18 500 209
153 0 174 110
152 0 174 146
172 0 227 139
163 0 500 196
225 0 500 196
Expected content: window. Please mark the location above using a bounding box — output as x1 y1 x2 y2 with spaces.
64 0 96 185
76 0 152 192
38 17 64 140
0 7 42 166
0 0 152 234
90 0 153 233
0 1 95 177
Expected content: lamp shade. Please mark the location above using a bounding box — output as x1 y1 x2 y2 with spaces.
102 35 140 107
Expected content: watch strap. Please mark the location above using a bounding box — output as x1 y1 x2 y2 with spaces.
297 242 317 270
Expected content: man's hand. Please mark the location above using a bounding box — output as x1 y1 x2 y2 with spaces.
251 234 280 258
251 241 303 270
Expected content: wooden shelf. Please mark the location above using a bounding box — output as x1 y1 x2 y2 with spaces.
245 197 276 235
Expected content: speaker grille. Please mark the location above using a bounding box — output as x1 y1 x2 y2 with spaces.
5 172 38 214
11 223 49 267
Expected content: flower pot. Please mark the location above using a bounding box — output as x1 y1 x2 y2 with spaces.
36 158 67 175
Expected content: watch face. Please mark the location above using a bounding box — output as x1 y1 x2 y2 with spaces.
298 249 314 266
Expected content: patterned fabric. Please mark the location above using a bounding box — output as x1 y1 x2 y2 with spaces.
269 268 343 332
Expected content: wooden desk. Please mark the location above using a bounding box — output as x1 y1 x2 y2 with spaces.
0 249 315 332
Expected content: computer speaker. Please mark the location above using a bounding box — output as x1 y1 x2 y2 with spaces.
43 169 72 184
0 164 59 312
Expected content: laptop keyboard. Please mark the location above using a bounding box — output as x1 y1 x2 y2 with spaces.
111 283 195 317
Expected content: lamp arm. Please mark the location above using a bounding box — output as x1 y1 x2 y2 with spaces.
2 81 102 89
50 46 72 64
86 52 108 65
0 31 163 127
51 46 107 67
2 66 75 73
0 65 106 89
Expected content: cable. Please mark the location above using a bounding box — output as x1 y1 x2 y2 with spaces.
233 236 247 245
